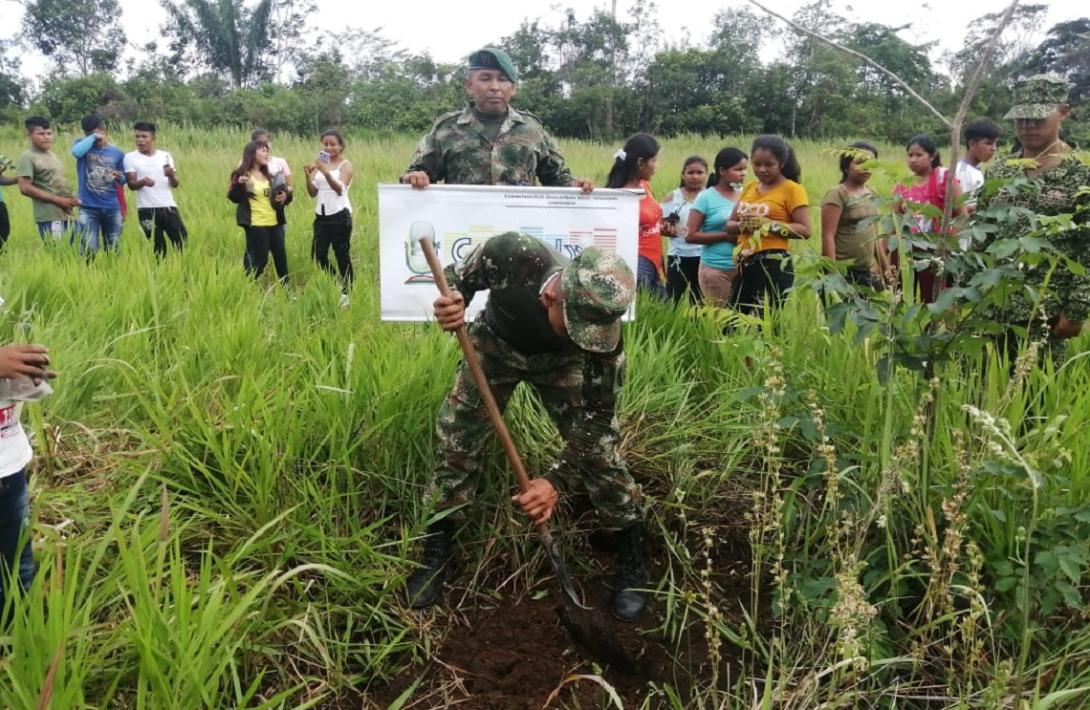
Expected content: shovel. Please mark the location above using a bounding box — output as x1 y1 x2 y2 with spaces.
418 232 638 675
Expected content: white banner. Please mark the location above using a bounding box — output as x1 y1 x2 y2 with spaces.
378 184 641 321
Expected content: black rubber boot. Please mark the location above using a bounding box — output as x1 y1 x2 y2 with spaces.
611 522 648 621
406 520 454 609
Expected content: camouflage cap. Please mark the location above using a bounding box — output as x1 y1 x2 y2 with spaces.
468 48 518 83
1004 73 1071 120
560 247 636 353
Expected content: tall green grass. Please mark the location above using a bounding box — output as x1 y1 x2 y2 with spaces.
0 125 1087 707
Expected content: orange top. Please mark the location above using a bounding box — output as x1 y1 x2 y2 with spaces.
736 179 809 252
637 180 663 269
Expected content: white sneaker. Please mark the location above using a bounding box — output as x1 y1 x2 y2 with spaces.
338 293 350 309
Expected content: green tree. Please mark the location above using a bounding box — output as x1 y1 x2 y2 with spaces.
161 0 277 88
20 0 127 76
1026 19 1090 103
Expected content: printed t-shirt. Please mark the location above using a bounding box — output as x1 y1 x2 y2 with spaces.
821 184 880 271
637 180 663 270
0 397 31 478
737 179 809 252
248 175 278 227
16 148 74 223
691 187 736 270
74 142 126 210
123 150 177 209
661 189 701 258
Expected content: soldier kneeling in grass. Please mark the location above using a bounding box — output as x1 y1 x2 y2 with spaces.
407 232 649 621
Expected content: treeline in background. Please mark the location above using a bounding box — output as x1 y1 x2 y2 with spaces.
0 0 1087 143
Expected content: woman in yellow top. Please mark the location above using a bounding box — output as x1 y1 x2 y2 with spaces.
725 135 811 314
228 140 293 282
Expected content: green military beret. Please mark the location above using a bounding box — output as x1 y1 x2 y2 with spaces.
561 247 636 354
468 48 518 83
1004 73 1072 120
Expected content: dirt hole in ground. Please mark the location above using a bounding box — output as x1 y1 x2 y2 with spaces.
365 572 746 709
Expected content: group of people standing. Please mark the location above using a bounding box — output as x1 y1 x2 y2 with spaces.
2 43 1087 635
227 129 355 304
3 119 358 306
1 116 186 257
397 51 1090 625
620 132 810 315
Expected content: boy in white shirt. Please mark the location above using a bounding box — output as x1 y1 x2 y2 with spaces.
124 122 188 257
956 118 1001 214
0 321 55 615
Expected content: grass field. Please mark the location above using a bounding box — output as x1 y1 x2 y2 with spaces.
1 125 1088 708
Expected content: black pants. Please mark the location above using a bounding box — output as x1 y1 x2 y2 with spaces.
730 250 794 315
244 225 289 282
666 255 702 304
0 202 10 252
138 207 188 257
312 210 353 290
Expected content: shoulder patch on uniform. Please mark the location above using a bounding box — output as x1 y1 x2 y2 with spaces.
431 109 466 130
512 108 546 127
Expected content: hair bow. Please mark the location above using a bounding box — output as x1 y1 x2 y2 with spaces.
613 148 627 162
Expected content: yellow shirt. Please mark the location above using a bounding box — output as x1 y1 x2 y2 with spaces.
737 179 809 252
248 174 278 227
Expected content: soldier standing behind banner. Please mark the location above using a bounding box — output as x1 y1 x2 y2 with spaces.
401 47 592 191
976 74 1090 356
404 231 651 622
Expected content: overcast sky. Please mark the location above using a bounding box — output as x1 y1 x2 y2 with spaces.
1 0 1084 82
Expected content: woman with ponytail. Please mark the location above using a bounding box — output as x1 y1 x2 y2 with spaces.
725 134 811 315
660 155 707 304
892 134 966 303
607 133 668 298
821 141 887 290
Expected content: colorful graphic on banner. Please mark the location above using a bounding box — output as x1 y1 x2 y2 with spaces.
379 184 640 321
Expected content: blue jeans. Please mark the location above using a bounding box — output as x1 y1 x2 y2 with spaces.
0 469 35 616
637 255 666 300
36 219 77 244
76 207 123 255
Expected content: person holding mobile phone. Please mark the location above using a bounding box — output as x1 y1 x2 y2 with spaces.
228 140 292 283
124 122 188 257
304 129 354 307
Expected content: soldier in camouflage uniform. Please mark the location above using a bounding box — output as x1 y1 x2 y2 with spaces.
401 47 592 191
976 74 1090 353
406 232 649 622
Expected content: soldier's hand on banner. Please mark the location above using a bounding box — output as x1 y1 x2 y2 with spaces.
513 478 558 524
402 171 431 189
574 177 594 194
434 291 466 331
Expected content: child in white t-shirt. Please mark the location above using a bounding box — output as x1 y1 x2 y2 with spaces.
956 118 1001 214
0 305 55 614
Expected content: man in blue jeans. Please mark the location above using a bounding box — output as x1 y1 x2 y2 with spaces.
71 115 126 255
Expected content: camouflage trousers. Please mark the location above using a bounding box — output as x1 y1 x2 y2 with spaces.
426 318 642 530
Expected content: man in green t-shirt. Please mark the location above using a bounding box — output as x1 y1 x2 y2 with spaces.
16 116 80 243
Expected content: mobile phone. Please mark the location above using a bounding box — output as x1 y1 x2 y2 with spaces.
318 151 331 164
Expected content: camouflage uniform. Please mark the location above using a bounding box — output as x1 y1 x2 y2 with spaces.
979 146 1090 330
404 106 576 187
976 75 1090 335
427 232 642 530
